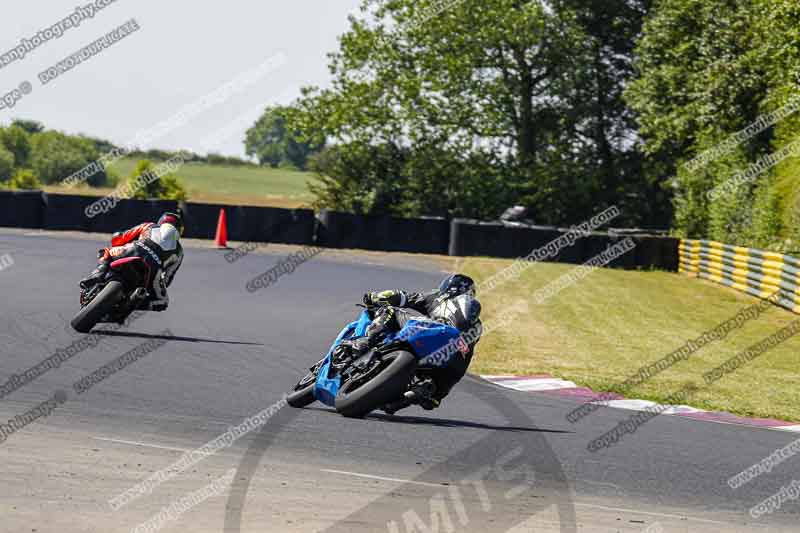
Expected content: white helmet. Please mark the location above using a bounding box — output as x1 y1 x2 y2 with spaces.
149 223 179 251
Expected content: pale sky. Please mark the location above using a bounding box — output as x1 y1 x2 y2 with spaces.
0 0 363 157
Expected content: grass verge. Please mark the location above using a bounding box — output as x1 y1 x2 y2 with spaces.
454 256 800 422
44 158 317 209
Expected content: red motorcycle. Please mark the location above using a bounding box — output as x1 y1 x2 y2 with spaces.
71 244 162 333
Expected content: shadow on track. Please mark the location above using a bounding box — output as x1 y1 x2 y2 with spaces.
302 406 573 434
93 330 264 346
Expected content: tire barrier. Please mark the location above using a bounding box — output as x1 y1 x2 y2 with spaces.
317 210 450 254
180 202 315 245
679 239 800 314
0 190 45 229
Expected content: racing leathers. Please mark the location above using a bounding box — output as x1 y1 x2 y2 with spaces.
80 222 183 311
347 289 482 410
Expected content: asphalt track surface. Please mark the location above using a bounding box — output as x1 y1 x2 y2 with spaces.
1 229 799 532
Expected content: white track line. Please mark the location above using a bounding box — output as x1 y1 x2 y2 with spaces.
321 469 737 526
573 502 732 525
320 469 447 488
92 437 190 453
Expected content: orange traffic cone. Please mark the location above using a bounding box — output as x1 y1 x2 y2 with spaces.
215 209 229 249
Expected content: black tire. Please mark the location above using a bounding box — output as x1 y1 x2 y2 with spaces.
71 281 124 334
287 372 317 408
335 351 417 418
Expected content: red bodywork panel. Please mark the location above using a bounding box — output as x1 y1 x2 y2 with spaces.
110 257 144 269
110 256 152 287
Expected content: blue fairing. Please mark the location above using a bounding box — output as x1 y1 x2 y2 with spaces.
314 310 463 407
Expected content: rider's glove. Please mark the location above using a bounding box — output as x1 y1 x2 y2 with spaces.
363 292 377 307
364 290 403 308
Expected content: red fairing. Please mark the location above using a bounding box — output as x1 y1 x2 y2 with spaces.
110 256 152 288
110 257 144 269
111 222 154 247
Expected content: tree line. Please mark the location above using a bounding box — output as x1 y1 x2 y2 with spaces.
0 119 258 200
246 0 800 251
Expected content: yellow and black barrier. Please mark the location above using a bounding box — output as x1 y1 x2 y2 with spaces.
679 239 800 314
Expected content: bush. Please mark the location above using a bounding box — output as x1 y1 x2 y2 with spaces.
158 174 188 201
8 169 41 190
145 149 172 160
0 145 14 182
206 153 227 165
105 165 122 187
204 152 256 167
126 159 188 201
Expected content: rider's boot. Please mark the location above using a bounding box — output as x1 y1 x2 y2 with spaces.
383 379 439 415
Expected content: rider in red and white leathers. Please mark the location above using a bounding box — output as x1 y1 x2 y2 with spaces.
79 212 184 311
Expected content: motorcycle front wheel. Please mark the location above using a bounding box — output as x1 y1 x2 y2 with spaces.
71 281 124 333
287 371 317 408
334 351 417 418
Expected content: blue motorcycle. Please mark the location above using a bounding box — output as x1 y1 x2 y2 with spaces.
287 307 468 418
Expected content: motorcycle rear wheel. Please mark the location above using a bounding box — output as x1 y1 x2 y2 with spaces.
71 281 124 333
335 351 417 418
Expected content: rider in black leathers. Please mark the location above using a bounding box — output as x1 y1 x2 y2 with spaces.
341 274 482 411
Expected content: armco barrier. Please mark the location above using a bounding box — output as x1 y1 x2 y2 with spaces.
180 202 314 245
317 210 449 254
0 190 45 229
679 239 800 314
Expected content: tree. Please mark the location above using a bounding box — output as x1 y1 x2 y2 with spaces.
626 0 800 245
0 125 32 168
290 0 654 223
29 130 109 186
245 105 323 169
0 144 14 182
11 119 44 135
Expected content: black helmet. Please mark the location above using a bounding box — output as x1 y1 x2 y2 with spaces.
432 294 482 332
438 273 476 298
157 212 184 236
